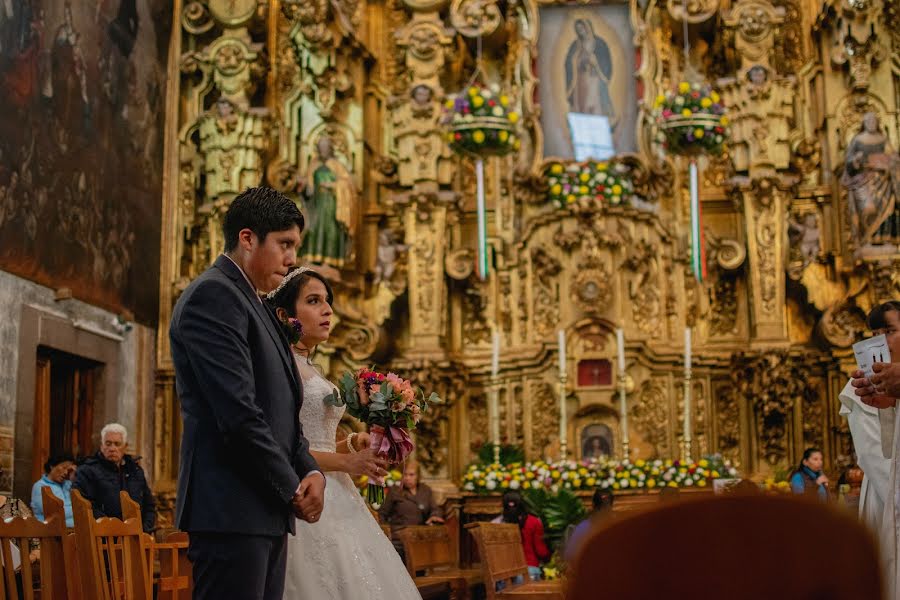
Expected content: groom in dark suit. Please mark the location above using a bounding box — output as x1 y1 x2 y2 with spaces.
169 187 326 600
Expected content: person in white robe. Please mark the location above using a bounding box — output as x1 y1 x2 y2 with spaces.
839 380 892 531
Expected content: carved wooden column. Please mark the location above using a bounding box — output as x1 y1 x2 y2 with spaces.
733 175 793 343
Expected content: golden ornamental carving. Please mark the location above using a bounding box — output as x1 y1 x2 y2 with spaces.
632 379 670 458
209 0 259 28
530 248 561 338
196 99 268 201
816 0 887 90
571 262 613 316
394 16 456 93
449 0 503 38
666 0 720 24
722 0 784 71
529 381 558 460
182 1 215 34
714 384 741 463
623 240 662 334
868 260 900 303
817 302 867 348
391 84 455 186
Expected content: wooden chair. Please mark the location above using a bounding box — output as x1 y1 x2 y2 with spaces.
112 486 192 599
398 525 482 600
154 532 190 600
0 488 69 599
567 494 882 600
41 487 82 599
466 523 563 600
71 489 152 600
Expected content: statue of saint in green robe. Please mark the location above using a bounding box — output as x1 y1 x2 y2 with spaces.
300 136 357 268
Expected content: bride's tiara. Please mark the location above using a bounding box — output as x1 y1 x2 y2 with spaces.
265 266 316 300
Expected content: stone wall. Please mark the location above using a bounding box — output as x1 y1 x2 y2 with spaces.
0 270 155 498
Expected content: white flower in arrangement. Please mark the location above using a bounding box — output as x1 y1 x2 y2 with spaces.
486 479 497 490
675 96 684 106
550 484 559 493
715 135 723 143
654 460 663 467
598 173 607 182
638 473 646 480
486 471 497 480
482 89 493 99
492 106 503 117
464 114 474 122
489 83 500 94
728 467 738 477
685 478 694 486
637 480 645 487
510 479 521 490
621 479 630 488
532 480 543 489
663 473 673 481
464 482 475 491
561 472 570 480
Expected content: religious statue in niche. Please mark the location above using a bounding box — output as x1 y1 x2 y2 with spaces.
197 97 266 200
788 212 820 267
391 84 453 187
299 135 358 268
841 112 900 250
720 65 794 173
565 19 616 128
581 423 613 459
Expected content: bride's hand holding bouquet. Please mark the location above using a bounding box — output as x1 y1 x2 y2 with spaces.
326 368 441 505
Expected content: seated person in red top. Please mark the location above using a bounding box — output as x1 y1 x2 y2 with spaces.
492 490 550 580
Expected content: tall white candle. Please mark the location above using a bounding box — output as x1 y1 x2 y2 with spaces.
558 329 566 376
491 331 500 379
684 327 692 372
616 328 626 373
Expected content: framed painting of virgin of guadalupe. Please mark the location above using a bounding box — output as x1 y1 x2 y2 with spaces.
537 4 637 160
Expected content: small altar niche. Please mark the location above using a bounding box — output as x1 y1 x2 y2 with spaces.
577 358 612 387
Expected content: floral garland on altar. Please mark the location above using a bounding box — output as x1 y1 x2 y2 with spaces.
545 161 635 208
654 82 729 155
460 456 739 494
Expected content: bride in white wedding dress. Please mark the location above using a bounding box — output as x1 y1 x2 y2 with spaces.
266 266 422 600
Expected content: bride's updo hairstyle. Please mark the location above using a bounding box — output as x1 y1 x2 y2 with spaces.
265 265 334 326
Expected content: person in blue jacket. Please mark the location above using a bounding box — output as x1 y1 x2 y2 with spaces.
31 453 76 527
790 447 829 502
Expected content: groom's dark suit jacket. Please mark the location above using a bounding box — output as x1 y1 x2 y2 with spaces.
170 255 318 537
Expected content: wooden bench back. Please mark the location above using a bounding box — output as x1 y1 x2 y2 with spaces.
0 488 68 600
466 522 528 595
397 525 455 575
71 489 151 600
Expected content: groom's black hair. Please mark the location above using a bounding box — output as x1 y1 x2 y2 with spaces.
867 301 900 331
223 187 304 252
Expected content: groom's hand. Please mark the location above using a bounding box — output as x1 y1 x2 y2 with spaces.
293 472 325 522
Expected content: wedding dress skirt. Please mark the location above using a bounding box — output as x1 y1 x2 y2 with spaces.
283 372 422 600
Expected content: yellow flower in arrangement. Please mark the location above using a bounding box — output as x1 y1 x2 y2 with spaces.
551 470 561 480
478 479 486 487
498 130 509 142
543 568 559 581
513 138 521 150
579 185 589 194
681 108 692 117
566 194 576 204
698 459 709 468
710 91 720 103
596 162 608 171
578 467 589 476
469 86 479 96
525 471 535 480
700 97 712 108
445 99 454 109
694 128 705 138
446 132 455 143
612 482 620 490
647 479 657 488
500 95 509 107
635 459 645 468
472 96 485 108
711 470 720 478
472 130 486 144
572 478 582 488
720 116 729 126
667 481 678 488
550 163 564 175
551 184 562 195
579 172 590 183
654 94 666 108
501 480 509 488
697 479 707 487
586 477 596 487
612 184 623 195
360 475 369 485
629 478 638 488
678 81 691 93
508 112 520 124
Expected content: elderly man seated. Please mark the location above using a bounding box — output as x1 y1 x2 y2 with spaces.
74 423 156 533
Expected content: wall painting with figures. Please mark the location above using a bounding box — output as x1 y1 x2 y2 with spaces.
0 0 169 324
538 4 637 160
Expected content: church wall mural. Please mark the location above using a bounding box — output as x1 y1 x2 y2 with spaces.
0 0 168 325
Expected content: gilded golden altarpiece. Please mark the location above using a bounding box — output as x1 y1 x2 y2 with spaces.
151 0 899 524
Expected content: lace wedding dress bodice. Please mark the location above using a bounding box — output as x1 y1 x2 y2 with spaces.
284 355 421 600
298 374 344 452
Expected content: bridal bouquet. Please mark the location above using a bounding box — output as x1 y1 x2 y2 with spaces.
325 368 441 505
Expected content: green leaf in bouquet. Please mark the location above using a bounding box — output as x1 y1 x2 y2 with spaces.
427 392 442 404
323 389 343 407
369 391 388 411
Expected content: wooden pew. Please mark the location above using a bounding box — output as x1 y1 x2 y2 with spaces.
397 525 482 600
71 489 152 600
0 488 69 599
466 523 563 600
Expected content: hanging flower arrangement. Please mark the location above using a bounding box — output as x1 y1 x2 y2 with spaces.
444 83 519 157
545 160 634 208
654 82 729 156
